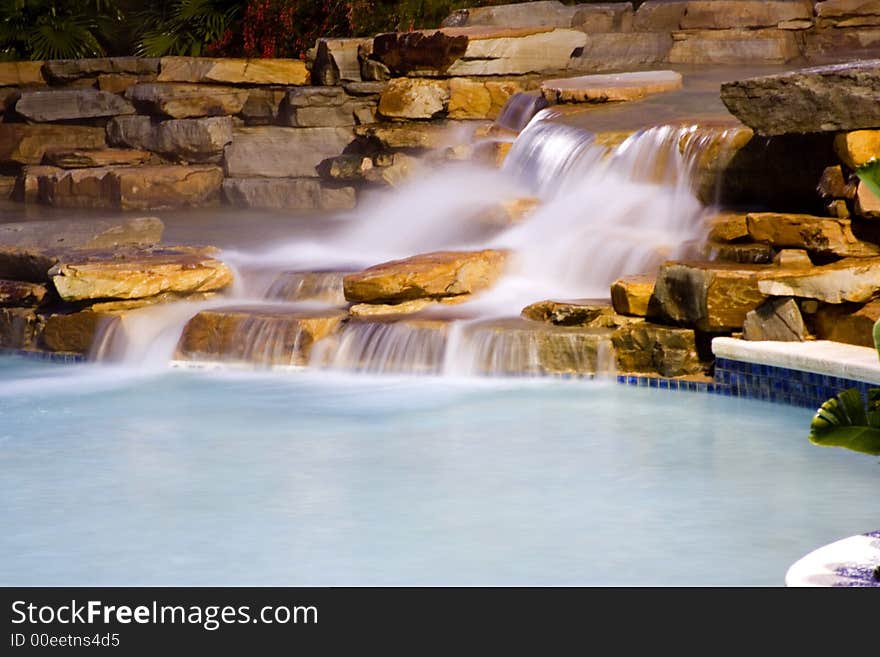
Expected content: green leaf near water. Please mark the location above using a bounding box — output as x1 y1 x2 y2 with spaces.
809 387 880 456
856 160 880 199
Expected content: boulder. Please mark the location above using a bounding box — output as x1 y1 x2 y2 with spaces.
855 179 880 217
370 31 469 76
12 165 62 203
108 116 233 163
0 124 106 165
541 70 682 103
0 279 47 307
343 250 507 303
721 61 880 136
652 261 779 331
378 78 449 119
834 130 880 169
0 61 45 86
757 257 880 302
221 178 356 211
568 32 673 72
43 148 151 168
612 321 704 376
266 270 354 305
49 247 233 301
158 57 309 85
669 28 800 64
459 317 613 376
611 274 656 317
175 306 346 366
40 311 119 355
0 308 39 349
39 165 224 210
745 212 880 256
42 58 159 83
742 297 806 341
633 1 688 31
126 83 248 118
812 298 880 347
224 126 353 178
679 1 812 29
446 28 587 76
14 89 134 122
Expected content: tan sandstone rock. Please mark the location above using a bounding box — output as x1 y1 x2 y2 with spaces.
611 275 657 317
158 57 309 85
343 250 507 304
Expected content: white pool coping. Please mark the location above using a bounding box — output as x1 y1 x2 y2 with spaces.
786 533 880 587
712 337 880 385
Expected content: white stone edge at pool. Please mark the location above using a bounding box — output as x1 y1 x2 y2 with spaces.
711 337 880 385
785 533 880 587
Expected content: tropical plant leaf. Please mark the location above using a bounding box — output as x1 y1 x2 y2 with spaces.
810 388 880 455
856 160 880 199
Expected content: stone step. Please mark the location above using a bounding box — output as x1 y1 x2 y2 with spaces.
540 70 682 103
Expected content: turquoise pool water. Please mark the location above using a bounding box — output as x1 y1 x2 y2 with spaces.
0 356 876 586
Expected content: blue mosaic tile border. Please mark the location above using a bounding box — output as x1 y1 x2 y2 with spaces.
0 348 85 364
713 357 873 409
616 359 877 409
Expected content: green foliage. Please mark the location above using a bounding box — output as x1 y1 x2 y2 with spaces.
810 387 880 456
0 0 123 60
856 160 880 200
135 0 241 57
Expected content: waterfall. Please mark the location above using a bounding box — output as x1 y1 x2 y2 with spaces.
92 107 721 377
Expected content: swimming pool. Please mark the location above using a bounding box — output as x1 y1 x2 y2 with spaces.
1 356 876 586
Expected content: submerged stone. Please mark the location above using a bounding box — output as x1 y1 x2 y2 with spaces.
343 249 507 304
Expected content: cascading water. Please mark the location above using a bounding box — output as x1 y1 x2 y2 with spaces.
94 107 728 377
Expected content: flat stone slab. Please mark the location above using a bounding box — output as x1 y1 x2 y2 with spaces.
49 247 233 301
0 217 163 251
14 89 135 122
0 61 45 86
541 70 682 103
344 250 508 304
126 83 249 119
42 57 159 83
224 127 353 178
757 257 880 303
0 124 106 165
158 57 309 85
721 60 880 135
43 148 151 168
